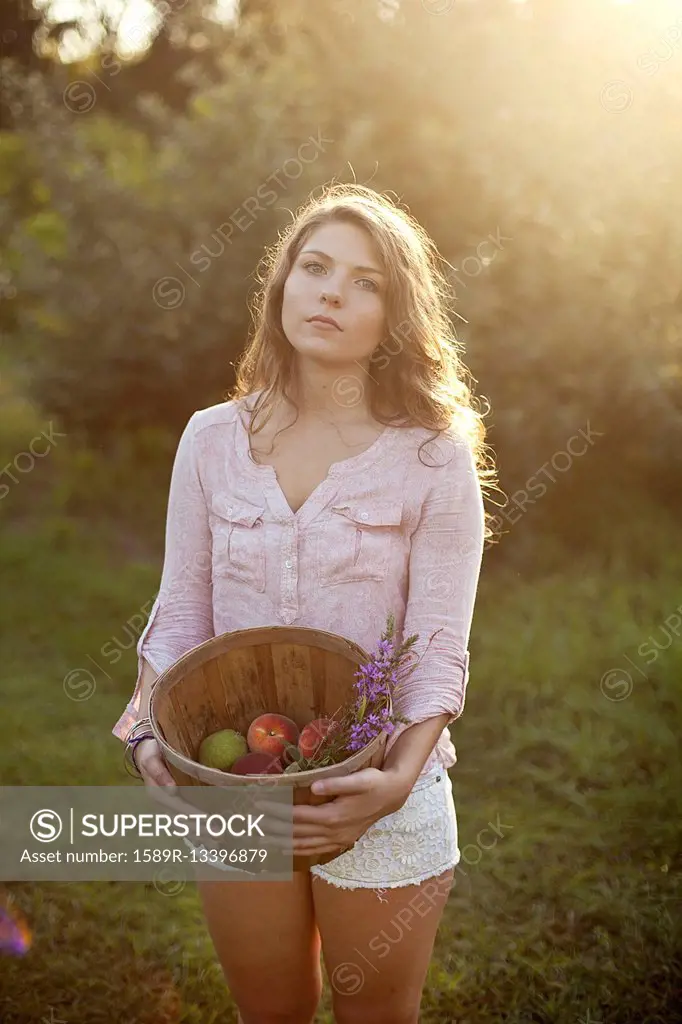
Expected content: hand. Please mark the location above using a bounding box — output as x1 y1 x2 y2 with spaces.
256 767 409 858
134 738 204 824
136 738 176 788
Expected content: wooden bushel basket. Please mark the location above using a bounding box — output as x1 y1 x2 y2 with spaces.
148 625 391 872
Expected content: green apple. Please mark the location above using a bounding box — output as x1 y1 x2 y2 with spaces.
197 728 248 771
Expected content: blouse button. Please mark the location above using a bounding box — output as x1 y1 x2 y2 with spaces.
359 511 369 520
226 505 233 514
285 559 293 568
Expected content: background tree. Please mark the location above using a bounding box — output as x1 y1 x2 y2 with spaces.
1 0 680 545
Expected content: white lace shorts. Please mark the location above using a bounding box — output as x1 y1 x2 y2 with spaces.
309 761 460 897
187 762 460 900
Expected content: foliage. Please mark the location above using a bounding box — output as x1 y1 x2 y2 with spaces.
1 0 681 530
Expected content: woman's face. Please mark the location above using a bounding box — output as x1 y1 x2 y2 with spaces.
280 220 387 372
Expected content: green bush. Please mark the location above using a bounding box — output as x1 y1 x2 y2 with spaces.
1 0 680 531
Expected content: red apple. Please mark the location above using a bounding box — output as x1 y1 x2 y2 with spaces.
298 717 340 760
247 713 299 759
231 752 284 775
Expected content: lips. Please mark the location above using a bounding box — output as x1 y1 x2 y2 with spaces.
307 315 342 330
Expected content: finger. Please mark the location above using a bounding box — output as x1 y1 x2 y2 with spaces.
144 780 198 820
265 829 336 850
275 802 342 825
265 835 298 855
257 802 336 827
144 768 178 796
144 785 184 815
139 752 176 787
261 818 290 838
254 800 290 817
293 822 335 838
146 770 176 789
309 771 374 798
293 807 340 828
261 818 331 841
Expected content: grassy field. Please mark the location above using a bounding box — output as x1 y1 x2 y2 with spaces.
0 392 680 1023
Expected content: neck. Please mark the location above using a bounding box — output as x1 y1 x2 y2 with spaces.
288 359 373 422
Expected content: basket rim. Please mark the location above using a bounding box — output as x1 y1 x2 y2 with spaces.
148 624 385 786
151 624 369 688
152 721 391 785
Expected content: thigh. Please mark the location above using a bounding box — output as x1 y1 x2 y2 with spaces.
195 871 322 1023
312 866 455 1024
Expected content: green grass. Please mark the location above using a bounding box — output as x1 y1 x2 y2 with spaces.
0 392 680 1021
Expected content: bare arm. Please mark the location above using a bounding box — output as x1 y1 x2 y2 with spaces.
382 713 453 794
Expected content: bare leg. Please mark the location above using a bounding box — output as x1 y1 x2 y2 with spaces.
196 871 322 1024
312 867 454 1024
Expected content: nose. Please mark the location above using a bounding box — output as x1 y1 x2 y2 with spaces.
320 285 342 306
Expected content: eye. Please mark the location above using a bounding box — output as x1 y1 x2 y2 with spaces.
301 261 380 292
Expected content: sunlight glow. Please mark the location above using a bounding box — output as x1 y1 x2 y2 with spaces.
28 0 682 63
33 0 238 62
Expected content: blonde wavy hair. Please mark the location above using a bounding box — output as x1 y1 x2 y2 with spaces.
228 183 498 542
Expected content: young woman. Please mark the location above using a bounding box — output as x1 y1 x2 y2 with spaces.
113 183 495 1024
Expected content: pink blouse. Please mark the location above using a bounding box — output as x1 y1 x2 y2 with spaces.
112 390 485 779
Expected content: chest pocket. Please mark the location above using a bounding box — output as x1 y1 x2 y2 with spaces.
209 496 267 592
317 500 404 587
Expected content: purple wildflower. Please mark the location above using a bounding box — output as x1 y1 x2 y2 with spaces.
301 613 422 766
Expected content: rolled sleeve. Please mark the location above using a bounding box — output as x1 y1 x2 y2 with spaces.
390 432 485 733
111 412 214 741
